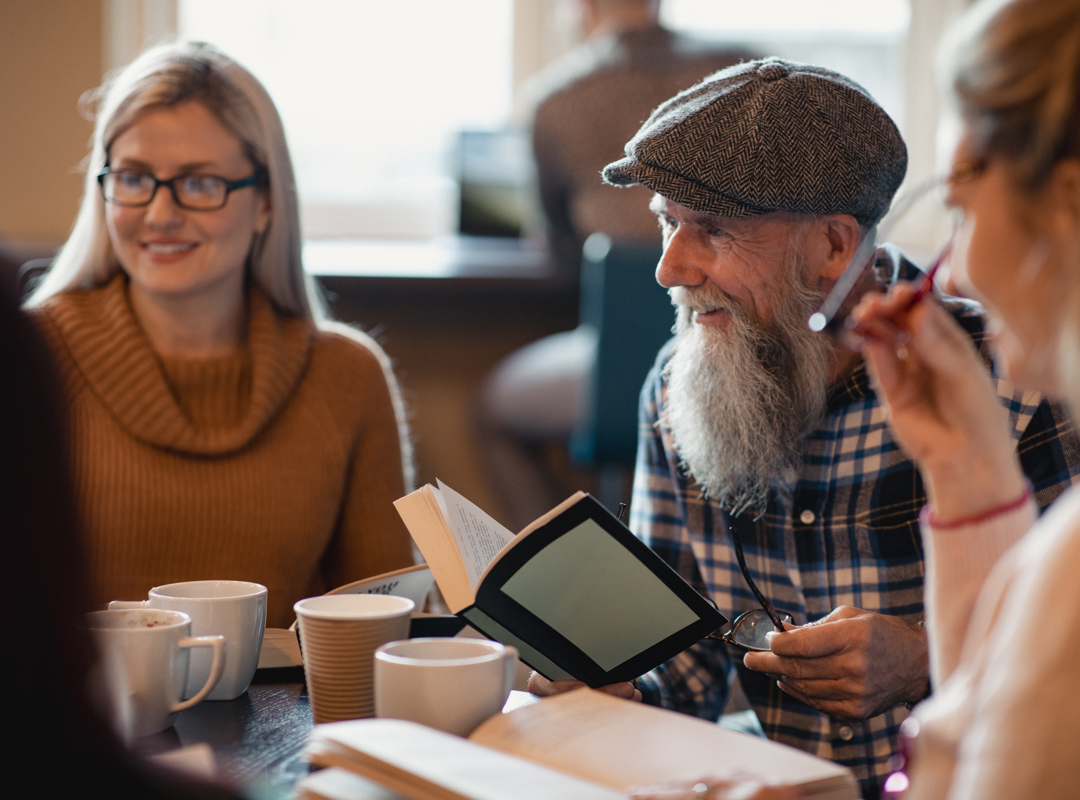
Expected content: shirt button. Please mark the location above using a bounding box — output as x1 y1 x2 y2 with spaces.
838 725 854 741
799 509 816 525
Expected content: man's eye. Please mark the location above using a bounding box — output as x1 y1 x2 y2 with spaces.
708 227 727 238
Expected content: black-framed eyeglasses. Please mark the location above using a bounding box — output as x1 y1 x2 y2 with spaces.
707 524 793 652
97 167 267 211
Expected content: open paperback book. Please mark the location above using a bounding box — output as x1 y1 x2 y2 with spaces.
301 688 859 800
393 481 726 686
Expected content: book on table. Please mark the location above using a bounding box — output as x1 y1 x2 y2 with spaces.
299 687 859 800
393 480 727 686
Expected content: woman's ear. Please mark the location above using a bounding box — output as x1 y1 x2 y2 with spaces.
1044 158 1080 246
815 214 864 283
255 191 272 236
1030 158 1080 292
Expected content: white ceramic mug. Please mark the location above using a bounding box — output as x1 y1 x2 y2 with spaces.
374 637 518 736
86 609 224 741
109 580 267 701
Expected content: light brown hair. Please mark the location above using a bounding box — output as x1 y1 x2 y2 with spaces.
948 0 1080 187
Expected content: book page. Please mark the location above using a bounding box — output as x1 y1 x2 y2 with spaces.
395 487 472 611
295 767 402 800
308 718 622 800
328 564 435 606
469 689 857 798
436 480 516 591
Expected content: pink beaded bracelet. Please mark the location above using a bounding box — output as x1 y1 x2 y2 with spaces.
922 481 1034 529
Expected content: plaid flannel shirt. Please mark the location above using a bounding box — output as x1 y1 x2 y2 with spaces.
631 248 1080 799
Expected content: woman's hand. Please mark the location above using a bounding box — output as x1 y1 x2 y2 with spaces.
626 773 800 800
849 284 1026 521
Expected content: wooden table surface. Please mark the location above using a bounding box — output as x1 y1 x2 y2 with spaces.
136 666 314 800
133 665 540 800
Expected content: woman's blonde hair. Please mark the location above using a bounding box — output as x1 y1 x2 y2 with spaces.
947 0 1080 397
947 0 1080 187
27 40 322 319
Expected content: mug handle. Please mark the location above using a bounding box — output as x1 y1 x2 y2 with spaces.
108 600 149 609
502 645 519 698
171 635 226 712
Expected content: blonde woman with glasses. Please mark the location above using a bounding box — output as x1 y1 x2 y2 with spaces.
26 42 414 629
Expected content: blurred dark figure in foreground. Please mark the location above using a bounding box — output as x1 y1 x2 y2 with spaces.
0 243 23 292
0 281 238 798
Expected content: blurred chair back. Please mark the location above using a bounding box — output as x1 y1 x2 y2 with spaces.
570 234 671 467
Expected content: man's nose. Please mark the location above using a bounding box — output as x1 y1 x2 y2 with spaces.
655 227 707 289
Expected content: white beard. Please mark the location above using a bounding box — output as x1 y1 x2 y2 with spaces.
662 256 833 516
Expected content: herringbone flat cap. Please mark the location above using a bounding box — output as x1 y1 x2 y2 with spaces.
603 58 907 227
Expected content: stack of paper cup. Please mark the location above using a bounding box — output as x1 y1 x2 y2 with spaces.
294 594 415 723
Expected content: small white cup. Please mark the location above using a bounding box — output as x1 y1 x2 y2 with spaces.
110 580 267 701
86 609 224 741
374 637 518 736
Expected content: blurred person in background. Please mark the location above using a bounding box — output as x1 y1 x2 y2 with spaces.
24 41 414 628
481 0 754 530
530 0 755 277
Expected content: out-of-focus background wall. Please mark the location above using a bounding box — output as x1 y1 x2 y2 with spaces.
0 2 103 253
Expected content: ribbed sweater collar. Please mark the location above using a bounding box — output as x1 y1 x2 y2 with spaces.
44 274 314 456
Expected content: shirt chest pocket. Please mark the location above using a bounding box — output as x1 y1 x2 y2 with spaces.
855 520 923 564
858 464 927 564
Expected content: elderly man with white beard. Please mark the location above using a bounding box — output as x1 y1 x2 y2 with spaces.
528 59 1080 800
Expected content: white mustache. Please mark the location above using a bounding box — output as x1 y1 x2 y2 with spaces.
669 285 744 318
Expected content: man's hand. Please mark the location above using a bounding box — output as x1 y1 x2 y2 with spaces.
742 606 927 720
527 671 641 702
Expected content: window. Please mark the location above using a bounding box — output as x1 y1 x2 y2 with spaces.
170 0 960 257
179 0 515 240
662 0 909 152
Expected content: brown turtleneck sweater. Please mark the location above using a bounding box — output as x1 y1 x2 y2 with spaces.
34 275 414 627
